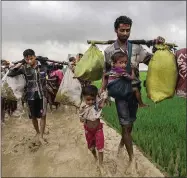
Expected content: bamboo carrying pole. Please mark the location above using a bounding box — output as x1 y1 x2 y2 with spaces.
37 58 69 65
87 40 178 49
12 57 69 65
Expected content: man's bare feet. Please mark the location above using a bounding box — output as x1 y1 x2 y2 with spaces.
125 157 138 175
34 133 40 140
139 103 149 108
39 136 48 145
31 133 41 146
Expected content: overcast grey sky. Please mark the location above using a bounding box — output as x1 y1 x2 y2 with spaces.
2 1 186 70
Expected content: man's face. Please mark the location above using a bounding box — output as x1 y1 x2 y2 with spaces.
115 24 131 42
25 55 36 66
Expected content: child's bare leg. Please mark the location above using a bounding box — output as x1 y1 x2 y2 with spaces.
98 151 103 166
134 88 149 108
90 148 98 161
98 151 108 177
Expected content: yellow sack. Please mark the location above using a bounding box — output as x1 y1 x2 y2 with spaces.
74 44 104 81
146 44 178 103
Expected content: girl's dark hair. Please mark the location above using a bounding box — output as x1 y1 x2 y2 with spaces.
23 49 35 57
114 16 133 30
111 51 128 63
82 85 98 97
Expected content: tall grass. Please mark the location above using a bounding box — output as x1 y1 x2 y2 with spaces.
94 72 186 177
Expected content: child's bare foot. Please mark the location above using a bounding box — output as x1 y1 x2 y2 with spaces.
99 164 104 175
98 164 111 177
139 103 149 108
97 163 104 174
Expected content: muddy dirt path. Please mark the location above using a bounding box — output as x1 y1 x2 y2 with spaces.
1 106 164 177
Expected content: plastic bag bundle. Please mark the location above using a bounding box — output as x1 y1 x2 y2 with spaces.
1 71 26 101
146 44 178 103
55 67 82 108
175 48 187 98
74 44 104 81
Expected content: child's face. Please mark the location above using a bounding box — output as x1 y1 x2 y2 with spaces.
84 95 96 106
113 56 128 69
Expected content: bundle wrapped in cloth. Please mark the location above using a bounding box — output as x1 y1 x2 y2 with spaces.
146 44 178 103
1 71 26 101
55 67 82 108
175 48 187 98
74 44 104 81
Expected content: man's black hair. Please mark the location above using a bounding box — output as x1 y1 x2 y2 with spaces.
114 16 133 30
82 85 98 97
111 51 128 63
69 57 76 62
23 49 35 57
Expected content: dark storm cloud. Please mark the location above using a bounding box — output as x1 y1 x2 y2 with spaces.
2 1 186 44
2 1 186 63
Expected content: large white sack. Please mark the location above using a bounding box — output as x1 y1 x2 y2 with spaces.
1 71 26 101
55 67 82 108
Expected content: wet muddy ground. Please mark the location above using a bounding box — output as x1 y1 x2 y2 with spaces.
2 106 164 177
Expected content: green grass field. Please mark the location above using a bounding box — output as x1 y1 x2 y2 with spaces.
94 72 186 177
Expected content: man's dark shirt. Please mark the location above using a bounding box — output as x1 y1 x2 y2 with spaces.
8 61 48 100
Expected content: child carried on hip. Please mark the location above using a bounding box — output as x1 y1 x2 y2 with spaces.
106 51 148 108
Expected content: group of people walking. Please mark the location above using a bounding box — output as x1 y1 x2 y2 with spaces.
2 15 167 173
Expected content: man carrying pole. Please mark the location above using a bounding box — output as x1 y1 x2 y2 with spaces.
8 49 49 144
100 15 165 171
